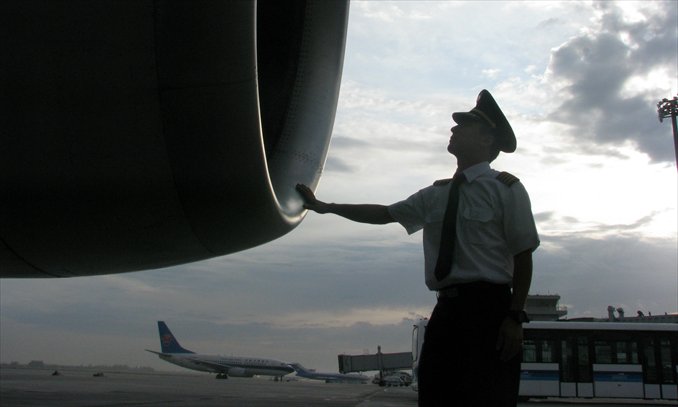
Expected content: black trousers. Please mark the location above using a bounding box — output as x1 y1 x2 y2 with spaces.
418 283 521 407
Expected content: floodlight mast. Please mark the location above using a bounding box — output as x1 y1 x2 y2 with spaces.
657 95 678 170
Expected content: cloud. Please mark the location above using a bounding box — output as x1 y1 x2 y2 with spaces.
330 136 372 149
545 2 677 163
324 156 355 173
538 212 663 240
356 2 407 23
536 17 564 30
534 211 555 223
534 233 677 317
482 68 501 79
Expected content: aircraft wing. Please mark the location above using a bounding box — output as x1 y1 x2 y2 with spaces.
189 359 232 374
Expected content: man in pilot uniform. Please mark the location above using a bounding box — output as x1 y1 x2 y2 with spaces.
296 90 539 406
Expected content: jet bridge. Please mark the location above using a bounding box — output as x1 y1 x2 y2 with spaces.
337 347 412 374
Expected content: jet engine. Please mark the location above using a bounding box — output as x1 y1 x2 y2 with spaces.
0 1 349 277
225 368 254 378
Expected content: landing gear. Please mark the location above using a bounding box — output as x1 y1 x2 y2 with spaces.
216 373 228 379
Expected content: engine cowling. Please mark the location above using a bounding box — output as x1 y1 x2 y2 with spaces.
0 0 349 277
225 367 254 378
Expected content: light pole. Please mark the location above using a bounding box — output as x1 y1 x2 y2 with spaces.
657 95 678 170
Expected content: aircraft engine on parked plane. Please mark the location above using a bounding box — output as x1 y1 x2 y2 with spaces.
226 368 253 378
0 1 349 277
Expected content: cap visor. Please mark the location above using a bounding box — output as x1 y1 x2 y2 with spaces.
452 112 482 125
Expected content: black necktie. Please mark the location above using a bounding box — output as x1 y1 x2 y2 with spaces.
434 173 465 282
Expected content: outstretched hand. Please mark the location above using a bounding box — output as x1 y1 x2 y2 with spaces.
296 184 329 213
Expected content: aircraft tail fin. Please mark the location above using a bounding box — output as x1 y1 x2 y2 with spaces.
157 321 194 354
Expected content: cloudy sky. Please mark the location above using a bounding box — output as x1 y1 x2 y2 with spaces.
1 1 677 373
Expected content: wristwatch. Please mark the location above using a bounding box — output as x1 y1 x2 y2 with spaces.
507 310 530 324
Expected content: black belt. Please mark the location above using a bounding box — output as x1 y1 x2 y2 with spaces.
436 281 509 299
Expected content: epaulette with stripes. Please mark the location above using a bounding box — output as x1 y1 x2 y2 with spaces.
496 171 519 186
433 178 452 186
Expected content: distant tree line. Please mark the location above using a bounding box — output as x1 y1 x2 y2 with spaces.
1 361 155 372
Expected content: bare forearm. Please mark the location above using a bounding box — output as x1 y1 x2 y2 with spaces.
497 251 532 362
325 203 395 225
510 250 533 311
295 183 395 225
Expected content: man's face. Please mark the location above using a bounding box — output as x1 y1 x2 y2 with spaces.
447 120 489 157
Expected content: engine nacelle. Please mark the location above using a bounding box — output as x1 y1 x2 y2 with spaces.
0 1 349 277
226 367 254 378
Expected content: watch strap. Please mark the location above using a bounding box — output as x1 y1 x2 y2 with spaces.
507 310 529 324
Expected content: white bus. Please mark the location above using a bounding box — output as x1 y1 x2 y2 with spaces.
411 319 677 400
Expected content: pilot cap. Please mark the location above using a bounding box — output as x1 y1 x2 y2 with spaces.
452 89 516 153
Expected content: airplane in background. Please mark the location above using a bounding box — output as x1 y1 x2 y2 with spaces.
146 321 294 380
289 362 369 384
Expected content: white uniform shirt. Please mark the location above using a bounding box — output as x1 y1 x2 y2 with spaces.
388 162 540 290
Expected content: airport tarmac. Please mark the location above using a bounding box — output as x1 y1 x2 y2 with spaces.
1 367 674 406
2 368 403 407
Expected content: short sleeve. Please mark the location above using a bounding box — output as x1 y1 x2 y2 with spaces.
388 190 427 235
503 182 540 255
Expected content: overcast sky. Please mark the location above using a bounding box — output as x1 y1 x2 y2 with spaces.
1 1 677 373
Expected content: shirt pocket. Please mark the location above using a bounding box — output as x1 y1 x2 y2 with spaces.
461 206 494 244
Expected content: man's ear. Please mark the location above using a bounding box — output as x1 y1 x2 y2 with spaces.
478 130 495 147
479 126 500 162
